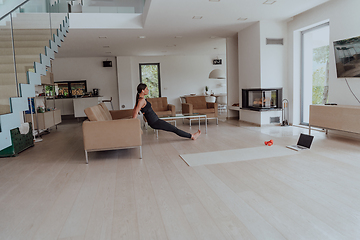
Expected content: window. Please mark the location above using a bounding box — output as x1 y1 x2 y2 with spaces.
139 63 161 98
55 80 87 98
300 23 329 125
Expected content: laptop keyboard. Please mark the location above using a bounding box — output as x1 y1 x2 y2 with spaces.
297 145 307 149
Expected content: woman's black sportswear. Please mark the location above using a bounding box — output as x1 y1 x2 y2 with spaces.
141 99 191 139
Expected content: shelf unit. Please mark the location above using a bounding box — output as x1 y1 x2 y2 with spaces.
25 64 61 136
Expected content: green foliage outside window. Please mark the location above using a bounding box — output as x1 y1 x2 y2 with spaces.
312 45 329 104
140 64 160 98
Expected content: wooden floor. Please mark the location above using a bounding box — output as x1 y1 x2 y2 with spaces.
1 117 360 240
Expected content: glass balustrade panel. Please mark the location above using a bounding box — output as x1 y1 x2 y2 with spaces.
50 0 68 37
0 15 17 115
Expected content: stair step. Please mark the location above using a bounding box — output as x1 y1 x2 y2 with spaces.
0 104 11 115
0 72 29 85
0 40 50 48
0 47 45 56
11 13 67 20
0 84 18 100
0 55 40 64
0 29 53 36
0 63 35 73
0 35 52 41
11 20 65 28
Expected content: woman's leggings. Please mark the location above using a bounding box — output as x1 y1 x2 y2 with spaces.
149 119 191 139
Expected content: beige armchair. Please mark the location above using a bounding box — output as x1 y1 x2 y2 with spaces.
146 97 175 117
182 96 218 125
83 103 142 164
143 97 175 128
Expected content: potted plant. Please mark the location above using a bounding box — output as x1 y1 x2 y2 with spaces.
205 86 209 95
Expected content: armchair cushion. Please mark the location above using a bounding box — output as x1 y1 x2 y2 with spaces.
109 109 133 119
182 96 218 118
185 96 207 109
84 104 111 121
145 97 176 117
147 97 169 111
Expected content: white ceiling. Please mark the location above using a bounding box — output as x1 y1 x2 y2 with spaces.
56 0 332 58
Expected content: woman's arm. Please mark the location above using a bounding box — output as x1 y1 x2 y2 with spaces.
132 99 145 119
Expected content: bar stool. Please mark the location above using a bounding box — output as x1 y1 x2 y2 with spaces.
102 97 113 110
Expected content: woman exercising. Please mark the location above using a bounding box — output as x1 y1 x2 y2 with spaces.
132 83 201 140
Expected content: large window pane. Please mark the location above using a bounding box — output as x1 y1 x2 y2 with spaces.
301 23 329 124
139 63 161 98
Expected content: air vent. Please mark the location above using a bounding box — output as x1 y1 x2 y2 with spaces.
270 116 280 123
266 38 283 45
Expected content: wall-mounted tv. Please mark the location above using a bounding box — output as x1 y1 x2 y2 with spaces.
334 36 360 78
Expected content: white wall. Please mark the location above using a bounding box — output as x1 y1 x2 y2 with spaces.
117 55 226 112
52 57 119 110
238 22 261 93
116 56 134 109
226 35 239 118
69 13 143 29
287 0 360 124
259 21 287 90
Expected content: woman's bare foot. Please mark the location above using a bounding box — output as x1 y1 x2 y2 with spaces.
191 130 201 140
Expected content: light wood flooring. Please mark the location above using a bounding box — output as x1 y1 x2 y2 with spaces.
1 117 360 240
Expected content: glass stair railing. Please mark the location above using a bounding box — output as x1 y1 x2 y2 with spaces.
68 0 145 14
0 0 69 151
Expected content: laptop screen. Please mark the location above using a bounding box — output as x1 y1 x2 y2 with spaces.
297 133 314 148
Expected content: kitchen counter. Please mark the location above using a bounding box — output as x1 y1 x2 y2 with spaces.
46 97 103 116
73 97 103 118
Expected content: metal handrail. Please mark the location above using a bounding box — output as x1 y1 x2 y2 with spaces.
0 0 30 21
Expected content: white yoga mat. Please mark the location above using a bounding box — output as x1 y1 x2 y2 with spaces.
180 145 298 166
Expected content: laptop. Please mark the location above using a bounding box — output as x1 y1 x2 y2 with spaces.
286 133 314 151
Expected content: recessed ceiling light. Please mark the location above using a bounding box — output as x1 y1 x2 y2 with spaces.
138 36 146 39
192 16 203 19
210 36 217 39
237 17 248 21
263 0 276 4
103 46 110 48
175 36 183 38
209 0 220 2
106 52 112 54
166 45 177 47
161 51 167 53
99 36 107 39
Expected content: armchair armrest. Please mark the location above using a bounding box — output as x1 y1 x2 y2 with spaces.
207 102 218 117
167 104 176 116
206 102 218 109
82 118 142 151
110 109 133 120
182 103 193 114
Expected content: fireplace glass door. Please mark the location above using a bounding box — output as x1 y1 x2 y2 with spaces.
242 88 282 111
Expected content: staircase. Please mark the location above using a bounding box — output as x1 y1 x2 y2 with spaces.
0 9 69 151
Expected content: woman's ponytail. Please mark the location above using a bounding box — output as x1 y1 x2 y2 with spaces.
135 93 140 107
135 83 147 108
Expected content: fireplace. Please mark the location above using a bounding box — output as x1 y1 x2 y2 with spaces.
242 88 282 111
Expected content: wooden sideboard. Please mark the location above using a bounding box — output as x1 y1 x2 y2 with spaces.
25 109 61 130
309 105 360 134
